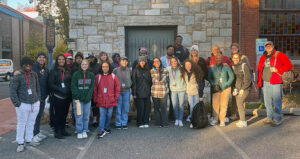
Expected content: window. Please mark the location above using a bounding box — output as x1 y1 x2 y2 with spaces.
259 0 300 57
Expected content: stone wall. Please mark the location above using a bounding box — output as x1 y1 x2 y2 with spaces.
68 0 232 58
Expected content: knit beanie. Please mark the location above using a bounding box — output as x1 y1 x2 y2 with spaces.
21 56 33 66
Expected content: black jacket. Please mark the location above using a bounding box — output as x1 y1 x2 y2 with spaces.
131 59 153 71
48 68 72 99
89 61 100 75
32 62 49 100
174 45 189 63
71 62 80 75
132 67 152 98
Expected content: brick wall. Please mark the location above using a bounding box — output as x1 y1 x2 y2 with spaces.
231 0 239 43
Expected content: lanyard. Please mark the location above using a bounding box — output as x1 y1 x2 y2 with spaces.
60 70 65 82
24 72 31 88
83 73 86 87
167 57 170 66
119 68 127 82
171 68 177 82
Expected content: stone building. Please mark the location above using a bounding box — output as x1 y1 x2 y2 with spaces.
68 0 232 62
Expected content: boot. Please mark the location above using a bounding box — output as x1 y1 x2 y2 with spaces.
61 129 71 136
54 129 65 139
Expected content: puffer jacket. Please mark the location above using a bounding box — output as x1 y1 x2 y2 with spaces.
48 67 72 99
132 67 152 98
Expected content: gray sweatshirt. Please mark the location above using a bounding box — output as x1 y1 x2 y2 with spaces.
10 70 41 107
113 66 132 92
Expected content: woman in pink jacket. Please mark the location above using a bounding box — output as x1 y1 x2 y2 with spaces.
93 62 120 138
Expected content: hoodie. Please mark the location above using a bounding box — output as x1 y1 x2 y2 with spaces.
111 53 120 69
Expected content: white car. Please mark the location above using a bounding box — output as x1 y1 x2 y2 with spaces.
0 59 13 81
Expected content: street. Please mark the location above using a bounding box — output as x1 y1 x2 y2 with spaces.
0 80 10 100
0 115 300 159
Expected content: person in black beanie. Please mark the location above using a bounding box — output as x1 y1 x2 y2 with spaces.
71 52 84 75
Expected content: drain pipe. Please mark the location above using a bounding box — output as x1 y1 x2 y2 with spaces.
238 0 242 49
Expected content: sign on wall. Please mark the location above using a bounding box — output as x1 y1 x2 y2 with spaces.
256 38 267 67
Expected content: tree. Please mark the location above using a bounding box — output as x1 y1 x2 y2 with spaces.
36 0 69 44
25 31 47 60
53 38 68 60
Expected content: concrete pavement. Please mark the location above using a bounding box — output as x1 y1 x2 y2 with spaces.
0 115 300 159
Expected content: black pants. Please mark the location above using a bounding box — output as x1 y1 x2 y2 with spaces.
153 96 168 126
135 97 151 126
168 92 175 121
34 99 45 136
49 97 55 128
92 100 99 121
51 96 70 132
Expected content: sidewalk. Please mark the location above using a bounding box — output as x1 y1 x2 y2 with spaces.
0 98 16 135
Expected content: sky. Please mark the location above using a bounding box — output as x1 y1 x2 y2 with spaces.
7 0 34 10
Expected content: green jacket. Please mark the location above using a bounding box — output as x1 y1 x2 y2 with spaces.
71 69 95 103
208 64 234 90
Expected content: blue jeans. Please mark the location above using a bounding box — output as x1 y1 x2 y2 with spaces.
99 107 114 131
73 100 91 134
115 90 130 126
263 82 283 122
187 95 199 119
171 91 185 121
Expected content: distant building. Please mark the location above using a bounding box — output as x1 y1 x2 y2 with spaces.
0 0 7 5
0 4 45 70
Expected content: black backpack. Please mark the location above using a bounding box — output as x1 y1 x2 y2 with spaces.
191 101 208 129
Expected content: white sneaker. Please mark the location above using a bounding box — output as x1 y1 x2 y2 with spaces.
77 133 83 139
82 132 88 138
210 119 217 126
17 144 24 152
186 117 191 122
190 124 193 128
28 140 40 147
37 133 47 140
174 120 179 126
225 117 229 123
178 120 183 127
220 121 226 127
33 135 42 142
139 125 145 128
144 124 149 128
236 120 247 128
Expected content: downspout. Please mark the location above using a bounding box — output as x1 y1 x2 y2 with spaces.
238 0 242 50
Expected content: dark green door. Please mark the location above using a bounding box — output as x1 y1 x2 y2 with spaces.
125 26 177 66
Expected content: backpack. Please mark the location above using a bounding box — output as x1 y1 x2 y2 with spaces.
191 101 208 129
274 51 296 89
97 73 115 84
233 63 257 92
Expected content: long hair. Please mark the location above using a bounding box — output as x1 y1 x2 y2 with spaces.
99 61 113 74
136 59 149 70
152 57 163 79
180 59 204 83
54 54 69 71
99 51 112 64
170 56 180 68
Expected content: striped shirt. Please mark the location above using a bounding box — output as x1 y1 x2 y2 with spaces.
150 68 169 98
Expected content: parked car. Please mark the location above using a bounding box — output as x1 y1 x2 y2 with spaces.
0 59 13 81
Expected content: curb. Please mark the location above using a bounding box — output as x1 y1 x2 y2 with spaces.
245 108 300 116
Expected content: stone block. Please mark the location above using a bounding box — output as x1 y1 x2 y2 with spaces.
220 14 232 19
152 3 169 9
156 0 169 2
224 37 232 47
77 39 87 50
113 5 128 15
105 32 117 37
102 1 113 12
207 28 219 36
88 35 104 43
213 20 227 28
178 25 186 34
179 7 188 15
69 9 82 19
212 37 225 47
117 16 184 25
88 44 100 51
195 14 206 24
84 26 97 35
83 9 97 16
189 3 201 13
117 27 125 36
226 20 232 27
134 0 150 9
93 16 104 22
128 10 138 15
180 34 192 46
105 16 116 22
94 0 101 4
173 7 178 14
193 31 206 42
68 42 76 50
98 23 111 31
220 28 232 36
145 9 160 15
70 29 83 38
114 38 125 49
207 10 219 19
100 44 112 53
185 16 194 25
161 9 172 15
199 43 211 52
215 1 227 9
77 1 89 8
105 38 113 43
120 0 132 5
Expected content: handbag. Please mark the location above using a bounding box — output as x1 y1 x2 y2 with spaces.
212 84 221 93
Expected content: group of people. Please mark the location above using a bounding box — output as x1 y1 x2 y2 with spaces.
10 35 293 152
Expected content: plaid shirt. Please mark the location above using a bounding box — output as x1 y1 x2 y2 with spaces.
150 68 169 98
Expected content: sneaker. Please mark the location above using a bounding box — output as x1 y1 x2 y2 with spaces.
271 120 282 127
33 135 42 142
17 144 24 152
77 133 83 139
186 118 191 122
139 125 144 128
264 119 273 124
144 124 149 128
190 124 193 128
115 126 122 130
236 120 247 128
122 125 128 130
220 121 226 127
178 120 183 127
174 120 179 126
225 117 229 123
37 133 47 140
210 119 217 126
104 128 111 134
27 140 40 147
82 132 88 138
54 132 65 139
97 131 107 138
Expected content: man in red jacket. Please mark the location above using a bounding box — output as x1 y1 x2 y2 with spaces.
257 41 293 126
206 45 232 69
